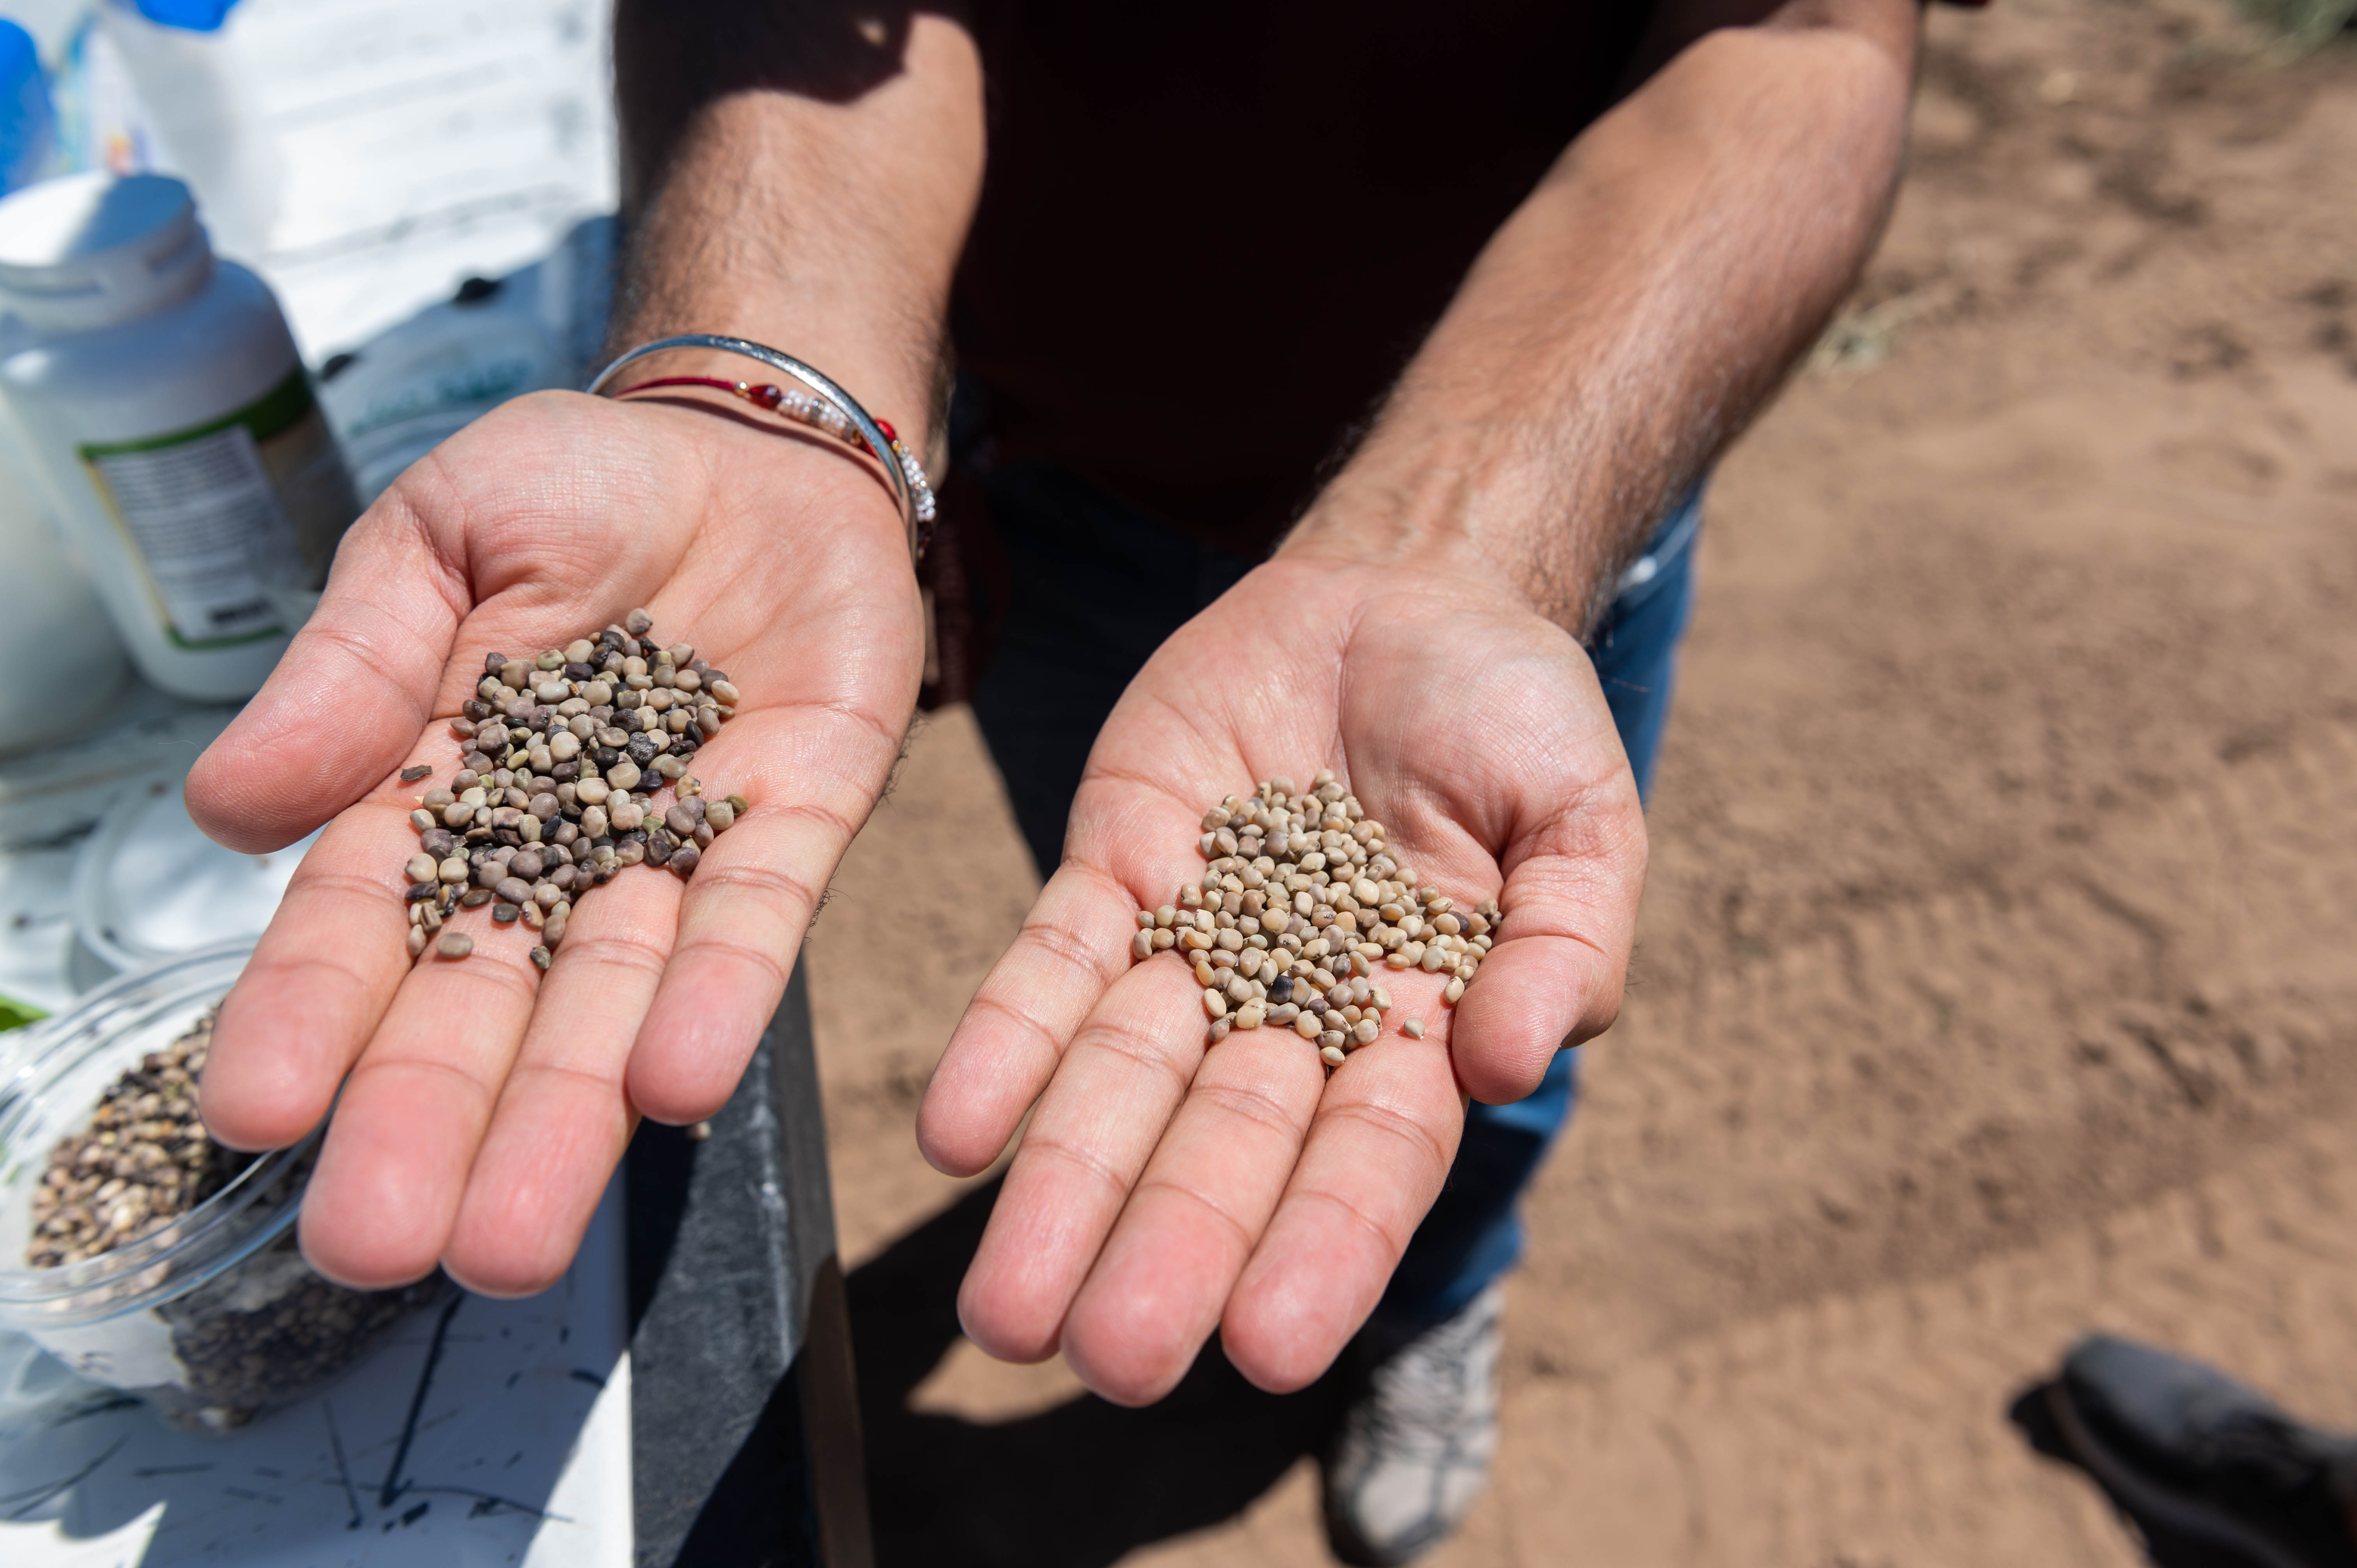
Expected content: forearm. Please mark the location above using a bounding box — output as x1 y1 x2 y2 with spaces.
610 2 985 453
1282 0 1917 634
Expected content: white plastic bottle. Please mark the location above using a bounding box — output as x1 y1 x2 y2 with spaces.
0 411 129 753
0 171 358 701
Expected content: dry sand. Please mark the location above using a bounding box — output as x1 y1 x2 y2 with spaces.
805 2 2357 1561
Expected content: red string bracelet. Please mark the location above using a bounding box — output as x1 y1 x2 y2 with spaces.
612 374 901 451
589 335 936 562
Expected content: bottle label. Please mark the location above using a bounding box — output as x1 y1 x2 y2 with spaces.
79 369 357 651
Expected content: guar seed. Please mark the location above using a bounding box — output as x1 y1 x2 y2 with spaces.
1402 1018 1426 1039
1320 1044 1348 1067
1202 989 1228 1020
436 932 474 959
1444 977 1466 1003
1132 930 1154 960
1352 1018 1379 1045
393 616 743 968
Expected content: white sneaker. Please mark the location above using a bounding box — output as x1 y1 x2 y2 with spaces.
1320 1283 1504 1566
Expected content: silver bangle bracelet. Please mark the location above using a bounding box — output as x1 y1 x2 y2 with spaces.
587 333 937 563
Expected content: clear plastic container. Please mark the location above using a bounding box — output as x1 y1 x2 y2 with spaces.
0 944 445 1430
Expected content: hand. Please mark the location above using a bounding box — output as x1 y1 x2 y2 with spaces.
189 389 922 1295
915 552 1646 1404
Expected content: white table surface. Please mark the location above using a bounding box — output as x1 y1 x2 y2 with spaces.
2 0 635 1559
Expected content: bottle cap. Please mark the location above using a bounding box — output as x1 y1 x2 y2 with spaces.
0 171 213 333
0 21 56 195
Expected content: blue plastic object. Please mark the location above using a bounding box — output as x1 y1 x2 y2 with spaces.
0 19 54 194
133 0 240 30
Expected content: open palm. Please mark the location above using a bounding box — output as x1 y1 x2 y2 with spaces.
189 389 922 1295
917 552 1647 1404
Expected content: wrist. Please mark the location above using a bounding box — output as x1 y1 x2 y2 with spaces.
1277 406 1632 636
1276 448 1553 621
591 335 938 561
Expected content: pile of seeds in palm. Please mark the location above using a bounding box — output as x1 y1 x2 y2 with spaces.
398 607 746 970
1132 770 1503 1068
27 1009 251 1269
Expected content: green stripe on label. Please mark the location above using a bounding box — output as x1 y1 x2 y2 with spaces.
77 365 318 459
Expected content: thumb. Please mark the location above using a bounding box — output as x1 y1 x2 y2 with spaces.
188 489 467 853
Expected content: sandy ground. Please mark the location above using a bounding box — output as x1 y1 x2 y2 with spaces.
804 2 2357 1562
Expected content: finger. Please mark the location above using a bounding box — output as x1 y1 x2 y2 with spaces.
200 758 453 1151
916 859 1142 1176
296 884 546 1289
442 866 681 1296
188 486 468 852
1059 1020 1324 1406
954 954 1209 1365
1450 780 1648 1104
1220 1031 1465 1394
624 703 898 1124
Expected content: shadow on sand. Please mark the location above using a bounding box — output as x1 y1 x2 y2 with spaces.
849 1177 1344 1566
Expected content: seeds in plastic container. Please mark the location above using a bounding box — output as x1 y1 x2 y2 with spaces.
25 1010 244 1268
21 1006 445 1429
1133 770 1503 1067
402 610 747 964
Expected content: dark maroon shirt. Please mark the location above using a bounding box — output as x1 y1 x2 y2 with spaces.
951 3 1661 553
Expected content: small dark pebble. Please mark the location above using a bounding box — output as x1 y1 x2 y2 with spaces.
400 765 433 783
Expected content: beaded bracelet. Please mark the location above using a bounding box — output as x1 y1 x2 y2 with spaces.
587 334 936 563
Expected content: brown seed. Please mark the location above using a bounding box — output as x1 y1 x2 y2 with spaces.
436 932 474 959
400 765 433 783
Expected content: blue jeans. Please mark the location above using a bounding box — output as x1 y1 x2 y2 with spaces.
967 465 1701 1333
